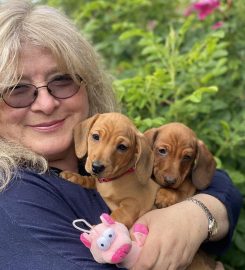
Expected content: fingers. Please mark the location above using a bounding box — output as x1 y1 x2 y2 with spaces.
130 206 206 270
215 261 225 270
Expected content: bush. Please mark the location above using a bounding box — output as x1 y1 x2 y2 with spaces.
40 0 245 268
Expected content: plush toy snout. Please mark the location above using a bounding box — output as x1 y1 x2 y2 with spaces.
73 213 148 269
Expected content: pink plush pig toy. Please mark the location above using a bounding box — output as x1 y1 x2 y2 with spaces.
73 213 148 269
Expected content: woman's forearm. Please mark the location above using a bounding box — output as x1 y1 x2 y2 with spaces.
192 193 229 241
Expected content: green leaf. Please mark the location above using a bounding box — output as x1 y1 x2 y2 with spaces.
186 86 218 103
119 29 145 40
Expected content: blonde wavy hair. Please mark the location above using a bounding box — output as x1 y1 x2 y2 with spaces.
0 138 48 191
0 0 119 191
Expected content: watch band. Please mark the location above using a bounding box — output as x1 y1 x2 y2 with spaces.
186 197 218 241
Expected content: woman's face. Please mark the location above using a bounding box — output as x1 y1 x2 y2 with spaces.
0 45 89 169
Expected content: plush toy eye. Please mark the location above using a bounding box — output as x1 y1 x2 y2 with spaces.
96 236 111 251
103 228 116 244
92 133 100 141
158 148 168 156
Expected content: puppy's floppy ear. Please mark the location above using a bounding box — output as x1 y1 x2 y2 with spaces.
134 132 154 185
74 114 100 158
144 128 158 149
192 140 216 189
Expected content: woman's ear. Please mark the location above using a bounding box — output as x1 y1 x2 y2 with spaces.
74 114 100 158
192 140 216 189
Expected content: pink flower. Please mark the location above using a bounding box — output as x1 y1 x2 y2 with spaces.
193 0 220 20
212 21 224 29
183 5 195 17
184 0 220 20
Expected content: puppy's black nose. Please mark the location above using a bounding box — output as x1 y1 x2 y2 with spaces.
92 161 105 174
164 176 176 186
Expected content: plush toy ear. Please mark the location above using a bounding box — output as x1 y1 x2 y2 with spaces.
192 140 216 189
74 114 100 158
100 213 115 225
144 128 159 148
80 233 92 249
134 133 154 185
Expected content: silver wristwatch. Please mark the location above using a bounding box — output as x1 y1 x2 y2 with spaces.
186 197 218 241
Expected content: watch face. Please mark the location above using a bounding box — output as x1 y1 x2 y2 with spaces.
213 220 218 235
209 219 218 237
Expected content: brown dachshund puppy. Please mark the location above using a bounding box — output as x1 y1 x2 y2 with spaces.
61 112 159 228
144 122 217 270
144 122 216 208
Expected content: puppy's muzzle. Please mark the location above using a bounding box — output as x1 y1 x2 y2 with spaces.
92 161 105 175
163 175 177 186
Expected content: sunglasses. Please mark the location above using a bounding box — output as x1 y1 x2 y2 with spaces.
1 74 82 108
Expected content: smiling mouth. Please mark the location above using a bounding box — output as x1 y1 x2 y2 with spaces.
29 119 65 131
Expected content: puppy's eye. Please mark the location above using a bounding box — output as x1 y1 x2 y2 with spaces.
92 133 100 141
117 144 128 151
158 148 168 156
183 155 192 161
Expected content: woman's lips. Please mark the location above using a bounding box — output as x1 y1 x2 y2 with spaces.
29 119 65 132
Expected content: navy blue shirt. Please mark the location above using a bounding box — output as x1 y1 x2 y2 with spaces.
0 168 242 270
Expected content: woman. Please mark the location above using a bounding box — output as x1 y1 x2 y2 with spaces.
0 1 242 269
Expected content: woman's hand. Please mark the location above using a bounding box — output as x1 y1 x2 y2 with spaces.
130 201 209 270
130 194 229 270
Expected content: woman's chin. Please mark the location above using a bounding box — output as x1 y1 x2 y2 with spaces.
27 140 73 160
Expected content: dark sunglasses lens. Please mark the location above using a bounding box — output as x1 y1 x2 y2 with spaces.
3 85 36 108
48 75 81 99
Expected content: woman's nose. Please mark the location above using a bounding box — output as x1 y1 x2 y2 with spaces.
30 87 60 114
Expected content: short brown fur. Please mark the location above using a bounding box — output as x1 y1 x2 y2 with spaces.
144 122 216 208
61 112 159 228
144 122 217 270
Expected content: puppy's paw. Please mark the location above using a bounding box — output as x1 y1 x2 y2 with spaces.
155 188 178 208
60 171 82 183
60 171 96 189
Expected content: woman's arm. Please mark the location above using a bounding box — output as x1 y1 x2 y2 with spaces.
188 193 229 241
130 170 243 270
199 169 243 255
0 169 122 270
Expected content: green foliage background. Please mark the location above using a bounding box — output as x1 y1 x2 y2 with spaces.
39 0 244 268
